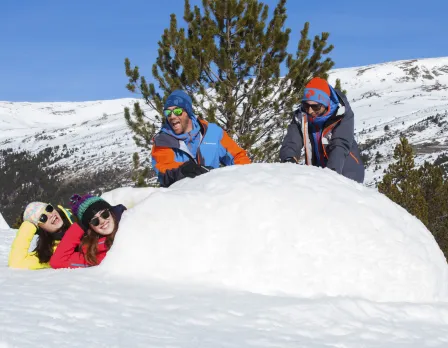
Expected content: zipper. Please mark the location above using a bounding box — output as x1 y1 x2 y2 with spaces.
321 119 342 159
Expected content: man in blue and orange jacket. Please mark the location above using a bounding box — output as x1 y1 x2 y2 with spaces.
151 90 251 187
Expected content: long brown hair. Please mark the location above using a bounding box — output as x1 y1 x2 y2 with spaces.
81 211 119 266
33 207 72 263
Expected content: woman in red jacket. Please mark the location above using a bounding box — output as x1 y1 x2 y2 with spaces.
50 194 127 268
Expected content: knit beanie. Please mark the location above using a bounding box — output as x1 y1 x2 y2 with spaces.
164 90 195 119
302 77 331 109
70 194 111 227
23 202 49 226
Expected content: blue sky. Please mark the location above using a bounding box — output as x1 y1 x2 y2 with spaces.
1 0 447 102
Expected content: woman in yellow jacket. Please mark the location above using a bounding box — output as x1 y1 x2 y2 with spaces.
8 202 75 270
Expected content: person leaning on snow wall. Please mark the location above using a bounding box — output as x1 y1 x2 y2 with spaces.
49 194 126 269
280 77 365 183
151 90 251 187
8 202 75 270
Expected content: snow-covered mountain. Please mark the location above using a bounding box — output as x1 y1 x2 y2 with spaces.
0 98 144 181
328 57 448 185
1 57 448 187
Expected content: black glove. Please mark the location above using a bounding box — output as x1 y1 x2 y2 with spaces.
180 161 212 178
282 157 298 164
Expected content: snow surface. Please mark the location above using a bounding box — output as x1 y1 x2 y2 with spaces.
0 213 8 229
1 164 448 347
104 164 448 303
101 186 159 209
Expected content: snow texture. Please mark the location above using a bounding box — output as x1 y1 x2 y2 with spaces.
1 164 448 346
0 213 8 229
103 164 448 302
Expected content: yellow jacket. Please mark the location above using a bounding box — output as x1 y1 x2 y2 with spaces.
8 206 73 270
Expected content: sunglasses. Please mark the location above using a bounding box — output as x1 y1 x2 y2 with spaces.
89 210 111 227
38 204 54 224
163 107 184 118
301 102 324 112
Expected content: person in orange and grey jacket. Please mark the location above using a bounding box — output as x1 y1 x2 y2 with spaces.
280 77 364 183
8 202 75 270
151 90 251 187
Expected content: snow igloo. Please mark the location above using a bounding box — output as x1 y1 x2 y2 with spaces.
102 163 448 302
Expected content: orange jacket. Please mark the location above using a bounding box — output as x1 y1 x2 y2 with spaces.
152 119 250 187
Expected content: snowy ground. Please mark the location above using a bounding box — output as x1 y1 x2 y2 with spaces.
2 164 448 347
0 213 8 229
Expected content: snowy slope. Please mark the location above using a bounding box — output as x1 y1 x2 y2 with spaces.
1 57 448 185
0 213 8 229
1 164 448 347
328 57 448 184
0 98 147 179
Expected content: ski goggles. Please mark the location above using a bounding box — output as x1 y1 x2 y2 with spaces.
38 204 54 224
301 102 324 112
163 107 184 117
89 210 111 227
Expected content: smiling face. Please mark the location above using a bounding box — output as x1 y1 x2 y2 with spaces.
39 209 64 233
89 209 116 236
167 106 192 134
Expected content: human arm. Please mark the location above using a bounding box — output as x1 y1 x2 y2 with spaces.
218 131 251 166
8 221 49 270
151 145 187 187
279 115 304 163
49 223 91 269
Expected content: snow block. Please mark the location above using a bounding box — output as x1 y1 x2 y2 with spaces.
101 186 159 209
102 164 448 302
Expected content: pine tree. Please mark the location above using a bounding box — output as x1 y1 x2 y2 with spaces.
378 137 428 225
131 153 150 187
334 78 347 95
124 0 335 162
378 137 448 261
418 162 448 256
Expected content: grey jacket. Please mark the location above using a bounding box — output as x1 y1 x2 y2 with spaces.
280 89 364 183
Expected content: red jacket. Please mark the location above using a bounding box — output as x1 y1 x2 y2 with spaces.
50 204 127 269
49 222 108 268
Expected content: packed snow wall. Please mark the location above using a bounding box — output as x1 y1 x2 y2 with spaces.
102 164 448 302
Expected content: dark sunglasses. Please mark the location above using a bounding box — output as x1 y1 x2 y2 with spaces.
89 210 111 227
38 204 54 224
163 107 184 117
301 102 324 112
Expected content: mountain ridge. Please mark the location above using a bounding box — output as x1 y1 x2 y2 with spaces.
2 56 448 189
